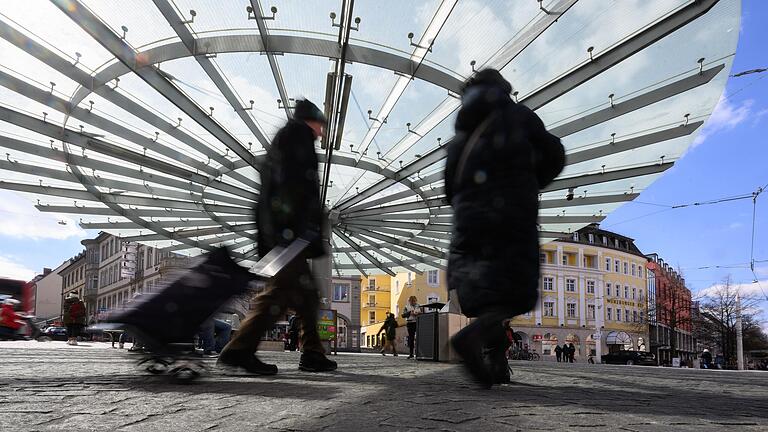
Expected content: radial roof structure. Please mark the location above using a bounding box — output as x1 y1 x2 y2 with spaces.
0 0 741 276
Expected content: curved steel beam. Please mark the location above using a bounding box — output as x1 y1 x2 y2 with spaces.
153 0 272 150
69 34 464 111
334 229 396 277
336 60 725 212
0 18 257 188
52 0 259 171
522 0 721 110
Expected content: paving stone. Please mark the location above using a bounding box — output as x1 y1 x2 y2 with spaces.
1 341 767 431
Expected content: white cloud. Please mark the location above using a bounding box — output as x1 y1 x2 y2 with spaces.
697 279 768 301
0 191 86 240
692 96 754 148
0 255 36 281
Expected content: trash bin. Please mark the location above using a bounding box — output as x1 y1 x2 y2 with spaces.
416 311 439 361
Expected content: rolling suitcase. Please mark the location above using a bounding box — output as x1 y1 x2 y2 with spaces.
101 237 312 382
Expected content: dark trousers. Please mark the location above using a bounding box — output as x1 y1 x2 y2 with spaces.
556 352 562 362
407 322 417 356
222 258 324 355
66 324 83 338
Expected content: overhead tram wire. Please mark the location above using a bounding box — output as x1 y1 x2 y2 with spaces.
603 186 765 228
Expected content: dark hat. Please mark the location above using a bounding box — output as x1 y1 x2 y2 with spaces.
293 99 327 124
461 68 513 95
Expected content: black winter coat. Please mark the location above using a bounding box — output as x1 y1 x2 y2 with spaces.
257 120 325 258
445 84 564 318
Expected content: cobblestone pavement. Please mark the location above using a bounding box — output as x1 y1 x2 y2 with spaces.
1 341 766 431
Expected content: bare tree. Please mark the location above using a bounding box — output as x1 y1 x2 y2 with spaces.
696 275 762 365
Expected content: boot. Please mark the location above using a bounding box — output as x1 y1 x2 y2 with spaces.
451 314 506 389
299 351 338 372
217 349 278 375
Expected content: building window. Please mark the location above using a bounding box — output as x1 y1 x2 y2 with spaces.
624 286 629 299
539 253 547 264
333 283 350 302
632 287 636 300
572 232 579 241
566 278 576 292
633 311 638 323
543 301 555 317
607 307 612 321
427 270 439 286
623 262 628 274
367 295 375 307
543 277 554 291
602 236 608 245
606 283 611 297
586 280 595 294
616 309 621 322
588 233 594 243
368 311 376 324
625 309 630 322
587 304 596 319
427 294 439 304
605 257 611 271
614 260 620 273
638 290 643 301
566 303 576 318
631 263 636 276
562 254 568 266
368 278 376 289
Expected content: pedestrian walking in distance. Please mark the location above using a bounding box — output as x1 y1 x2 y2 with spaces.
555 344 563 363
568 342 576 363
63 293 87 346
377 312 399 356
402 296 420 359
218 99 337 375
446 69 565 387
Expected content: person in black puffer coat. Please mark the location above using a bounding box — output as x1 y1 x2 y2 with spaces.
447 69 564 387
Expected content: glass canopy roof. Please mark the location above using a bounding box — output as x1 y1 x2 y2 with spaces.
0 0 740 275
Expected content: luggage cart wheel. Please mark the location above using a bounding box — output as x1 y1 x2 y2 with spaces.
170 366 200 383
138 357 170 375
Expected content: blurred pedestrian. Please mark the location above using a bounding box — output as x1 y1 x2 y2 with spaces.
568 343 576 363
377 312 399 356
287 314 300 351
198 318 232 356
62 293 86 346
446 69 565 387
0 298 23 339
402 296 420 359
555 344 563 363
218 99 337 375
701 348 712 369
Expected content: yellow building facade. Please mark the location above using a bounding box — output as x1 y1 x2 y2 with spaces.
511 225 649 360
360 269 448 349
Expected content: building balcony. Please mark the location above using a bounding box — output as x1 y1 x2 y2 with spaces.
362 286 390 293
362 302 389 309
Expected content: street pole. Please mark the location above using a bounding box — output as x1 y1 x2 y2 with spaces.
735 290 744 370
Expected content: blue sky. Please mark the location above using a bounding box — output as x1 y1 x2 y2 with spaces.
0 1 765 322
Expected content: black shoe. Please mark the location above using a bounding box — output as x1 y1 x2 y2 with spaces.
407 354 414 359
217 350 278 375
299 351 338 372
485 347 511 384
451 321 493 389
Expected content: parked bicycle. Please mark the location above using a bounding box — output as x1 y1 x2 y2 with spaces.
507 347 541 361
